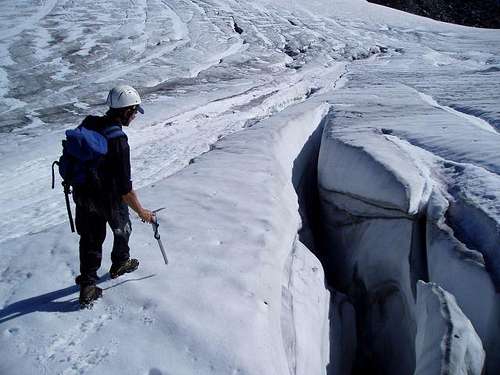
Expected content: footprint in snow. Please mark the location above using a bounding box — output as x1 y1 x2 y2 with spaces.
39 313 115 372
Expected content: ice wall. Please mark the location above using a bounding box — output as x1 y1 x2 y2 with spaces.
318 125 429 374
426 191 500 373
317 84 500 374
415 281 485 375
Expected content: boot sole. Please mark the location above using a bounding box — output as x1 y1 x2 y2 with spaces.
76 260 139 284
79 288 103 309
109 261 139 279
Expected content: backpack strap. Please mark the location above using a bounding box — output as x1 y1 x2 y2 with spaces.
101 125 126 140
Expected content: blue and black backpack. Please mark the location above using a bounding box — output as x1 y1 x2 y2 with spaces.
52 124 125 232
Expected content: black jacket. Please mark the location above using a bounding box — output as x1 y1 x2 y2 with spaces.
79 115 133 199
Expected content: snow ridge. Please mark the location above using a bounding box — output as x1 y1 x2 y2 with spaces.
417 91 497 134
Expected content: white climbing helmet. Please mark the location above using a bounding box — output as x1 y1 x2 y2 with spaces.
106 85 144 114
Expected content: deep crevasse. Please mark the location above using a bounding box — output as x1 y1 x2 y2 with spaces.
317 79 499 374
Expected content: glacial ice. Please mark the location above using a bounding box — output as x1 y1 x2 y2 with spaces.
318 122 425 374
415 281 485 375
318 79 500 373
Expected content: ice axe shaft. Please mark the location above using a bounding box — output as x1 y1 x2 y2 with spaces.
63 182 75 233
151 209 168 265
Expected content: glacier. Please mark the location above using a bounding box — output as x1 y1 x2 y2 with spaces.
1 0 499 374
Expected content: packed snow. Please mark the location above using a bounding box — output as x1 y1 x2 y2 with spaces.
1 0 499 374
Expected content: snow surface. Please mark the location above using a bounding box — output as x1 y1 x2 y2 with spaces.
1 99 332 374
0 0 499 374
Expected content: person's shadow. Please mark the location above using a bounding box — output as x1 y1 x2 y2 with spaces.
0 274 155 324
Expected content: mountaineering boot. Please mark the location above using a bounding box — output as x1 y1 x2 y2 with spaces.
79 285 102 308
75 274 98 285
109 258 139 279
76 258 139 283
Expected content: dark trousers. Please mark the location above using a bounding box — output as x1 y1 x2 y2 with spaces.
75 200 132 286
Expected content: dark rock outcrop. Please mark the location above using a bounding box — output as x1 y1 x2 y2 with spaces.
368 0 500 28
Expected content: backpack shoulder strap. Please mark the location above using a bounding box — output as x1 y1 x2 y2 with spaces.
101 125 126 140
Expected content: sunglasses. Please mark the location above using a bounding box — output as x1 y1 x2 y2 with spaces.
130 105 145 114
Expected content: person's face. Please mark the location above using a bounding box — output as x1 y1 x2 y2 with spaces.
122 106 138 126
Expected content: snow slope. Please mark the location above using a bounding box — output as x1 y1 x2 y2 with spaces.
1 99 332 375
1 0 499 374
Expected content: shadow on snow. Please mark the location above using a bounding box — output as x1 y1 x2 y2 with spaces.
0 274 156 324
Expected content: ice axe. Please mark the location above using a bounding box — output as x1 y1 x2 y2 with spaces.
151 207 168 265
